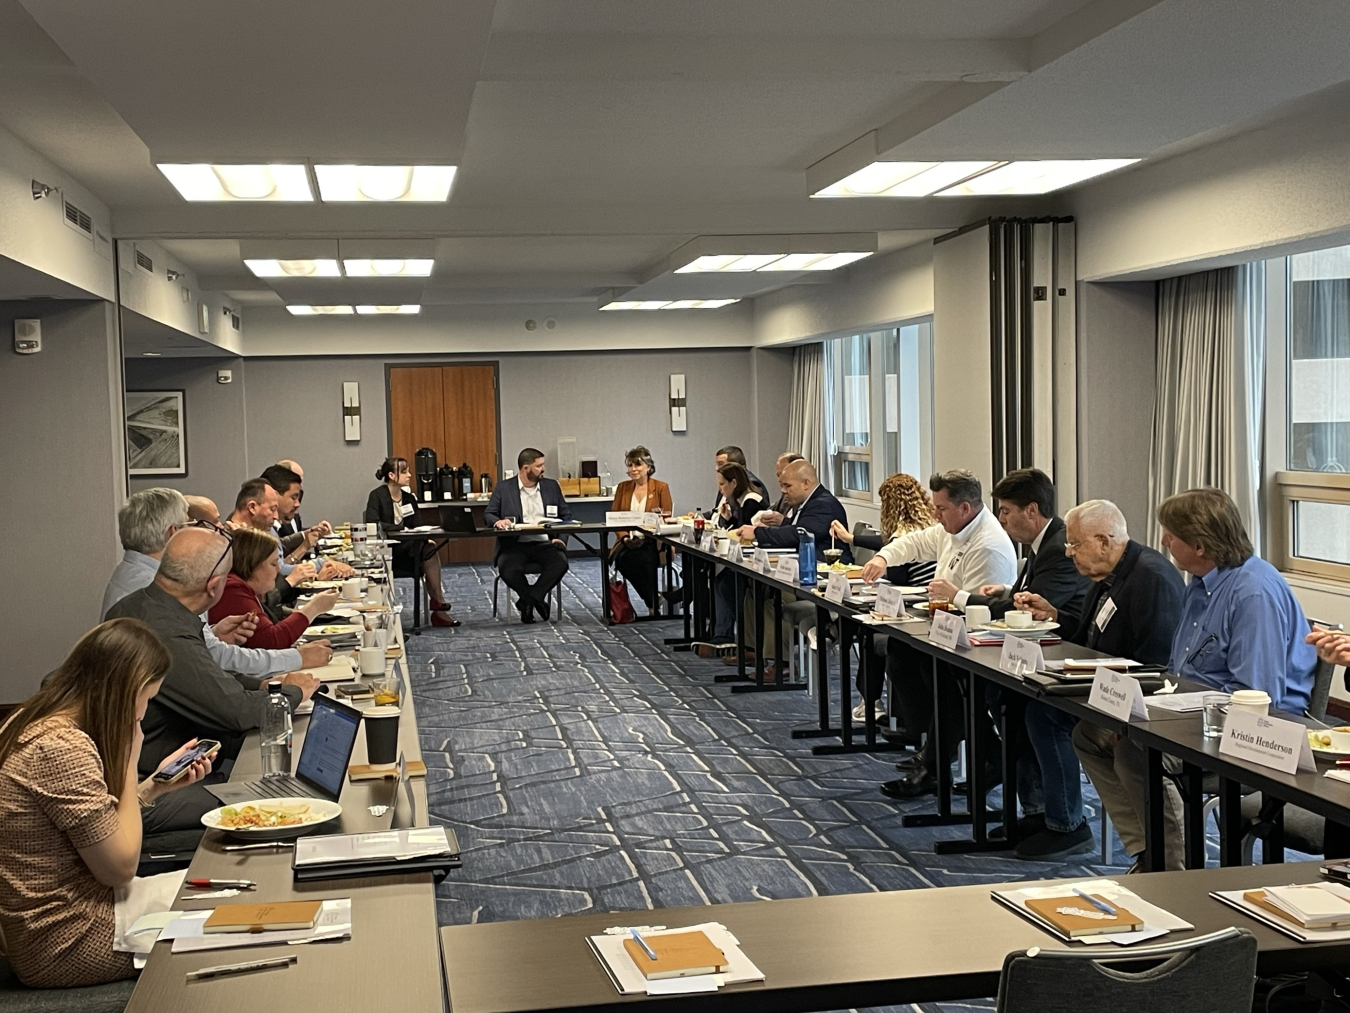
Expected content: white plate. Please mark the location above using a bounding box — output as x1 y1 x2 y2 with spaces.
305 623 364 638
1309 730 1350 760
201 797 342 841
973 620 1061 636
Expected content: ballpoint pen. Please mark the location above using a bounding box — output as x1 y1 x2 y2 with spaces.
629 927 659 961
1072 887 1118 916
186 955 297 981
186 878 256 890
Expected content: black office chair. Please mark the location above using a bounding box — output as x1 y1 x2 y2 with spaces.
491 562 564 622
997 927 1257 1013
0 955 134 1013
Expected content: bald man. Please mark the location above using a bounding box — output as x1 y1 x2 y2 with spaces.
106 527 320 780
278 458 303 479
185 494 220 525
737 460 849 561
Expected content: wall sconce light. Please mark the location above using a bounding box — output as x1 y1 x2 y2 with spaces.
31 180 56 201
166 269 183 281
343 382 361 442
669 374 687 432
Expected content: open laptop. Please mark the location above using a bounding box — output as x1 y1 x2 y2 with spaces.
439 504 477 533
206 693 363 805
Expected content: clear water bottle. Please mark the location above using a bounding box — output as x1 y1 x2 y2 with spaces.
260 681 292 778
797 527 817 587
600 462 612 495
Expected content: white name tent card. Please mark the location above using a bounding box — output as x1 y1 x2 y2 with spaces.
699 531 716 553
752 548 771 574
641 512 662 528
999 635 1045 678
605 511 643 527
874 585 904 618
1219 708 1316 775
823 572 850 604
928 610 969 650
1088 666 1149 721
773 555 799 583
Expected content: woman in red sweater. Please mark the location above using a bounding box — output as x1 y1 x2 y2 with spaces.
208 528 341 649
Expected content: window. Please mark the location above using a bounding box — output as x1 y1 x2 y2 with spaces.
823 321 933 504
1275 244 1350 581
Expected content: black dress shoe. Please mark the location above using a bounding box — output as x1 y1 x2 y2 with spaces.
880 769 937 799
535 596 551 621
894 753 925 772
517 598 535 624
989 812 1046 843
1013 821 1095 861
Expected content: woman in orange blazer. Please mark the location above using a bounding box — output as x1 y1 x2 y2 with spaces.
610 446 673 610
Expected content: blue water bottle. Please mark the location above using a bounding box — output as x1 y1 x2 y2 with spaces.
796 527 817 587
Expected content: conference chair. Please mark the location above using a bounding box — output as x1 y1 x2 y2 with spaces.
996 927 1257 1013
491 562 564 622
0 955 134 1013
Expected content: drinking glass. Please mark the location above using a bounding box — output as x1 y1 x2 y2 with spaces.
1202 694 1229 739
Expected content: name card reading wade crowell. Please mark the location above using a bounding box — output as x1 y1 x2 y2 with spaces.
1087 666 1148 721
928 610 969 650
999 635 1045 678
823 572 850 604
1219 708 1316 775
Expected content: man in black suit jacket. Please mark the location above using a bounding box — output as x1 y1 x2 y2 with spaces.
739 459 850 562
713 445 771 514
484 447 573 623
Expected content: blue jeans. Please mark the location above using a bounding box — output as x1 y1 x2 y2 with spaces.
984 684 1043 817
1023 700 1085 832
713 568 737 642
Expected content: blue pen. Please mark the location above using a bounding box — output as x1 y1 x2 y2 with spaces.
630 928 658 961
1072 887 1118 916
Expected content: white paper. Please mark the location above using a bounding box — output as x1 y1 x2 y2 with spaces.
1146 691 1222 714
294 826 453 866
824 572 850 604
169 898 352 953
773 555 799 583
1087 667 1148 721
928 610 969 650
1219 708 1316 775
993 879 1192 946
1213 889 1350 943
645 975 722 995
999 635 1045 677
874 585 904 617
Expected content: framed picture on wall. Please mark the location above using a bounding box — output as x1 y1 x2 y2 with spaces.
125 390 187 476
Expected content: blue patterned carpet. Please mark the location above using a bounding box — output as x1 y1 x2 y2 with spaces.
404 560 1132 1012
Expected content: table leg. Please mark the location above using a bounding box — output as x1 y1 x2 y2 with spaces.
731 579 807 694
665 546 694 647
904 657 976 828
716 569 752 684
792 604 839 739
1262 802 1286 865
1143 745 1166 872
410 537 423 636
1181 761 1206 870
933 671 1006 852
600 530 613 625
1217 776 1244 866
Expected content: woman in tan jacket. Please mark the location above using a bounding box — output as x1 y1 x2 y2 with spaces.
610 446 673 610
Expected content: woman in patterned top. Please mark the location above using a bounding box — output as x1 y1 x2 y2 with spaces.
0 618 214 987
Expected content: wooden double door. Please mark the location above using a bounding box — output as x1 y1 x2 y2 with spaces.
387 362 500 563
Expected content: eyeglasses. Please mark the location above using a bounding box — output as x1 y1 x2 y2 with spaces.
188 519 234 581
1065 534 1106 554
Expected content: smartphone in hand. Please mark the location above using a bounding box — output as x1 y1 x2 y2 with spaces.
152 739 221 783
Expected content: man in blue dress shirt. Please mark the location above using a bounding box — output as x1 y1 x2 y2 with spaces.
1076 487 1315 871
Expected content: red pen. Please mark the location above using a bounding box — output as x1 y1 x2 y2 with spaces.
186 878 256 890
1336 760 1350 768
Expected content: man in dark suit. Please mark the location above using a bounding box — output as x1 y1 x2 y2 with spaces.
714 446 771 512
944 469 1090 845
1016 499 1185 864
485 447 573 623
738 459 850 561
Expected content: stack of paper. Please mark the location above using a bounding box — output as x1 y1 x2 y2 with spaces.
589 922 764 996
1214 882 1350 942
992 879 1193 946
293 826 460 881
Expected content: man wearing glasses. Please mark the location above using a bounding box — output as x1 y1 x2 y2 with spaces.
107 525 321 828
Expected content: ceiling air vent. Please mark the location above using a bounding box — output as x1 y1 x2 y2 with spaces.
63 198 92 236
135 248 154 274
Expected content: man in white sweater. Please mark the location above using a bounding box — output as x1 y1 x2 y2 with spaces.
861 470 1016 799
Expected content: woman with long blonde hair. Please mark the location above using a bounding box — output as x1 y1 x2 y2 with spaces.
0 619 212 987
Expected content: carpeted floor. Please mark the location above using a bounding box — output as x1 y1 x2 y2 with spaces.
404 559 1133 1012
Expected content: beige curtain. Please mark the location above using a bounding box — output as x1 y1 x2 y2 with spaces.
786 343 826 467
1147 263 1265 547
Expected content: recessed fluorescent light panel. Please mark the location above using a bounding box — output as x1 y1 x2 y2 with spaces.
600 299 740 311
813 161 998 198
245 259 342 278
157 164 313 201
355 305 422 314
286 305 354 315
934 159 1140 195
675 252 873 273
342 259 435 278
314 165 457 202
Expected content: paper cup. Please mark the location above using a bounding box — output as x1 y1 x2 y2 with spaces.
358 645 387 676
364 706 400 769
341 578 363 601
1229 689 1271 716
362 628 390 650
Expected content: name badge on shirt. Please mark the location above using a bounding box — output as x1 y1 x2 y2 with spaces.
399 503 415 518
1094 597 1117 632
546 505 558 518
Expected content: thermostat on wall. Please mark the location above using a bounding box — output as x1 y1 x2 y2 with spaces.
14 318 40 354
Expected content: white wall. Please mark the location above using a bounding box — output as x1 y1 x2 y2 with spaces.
0 124 114 300
118 239 243 354
932 227 994 489
751 243 934 347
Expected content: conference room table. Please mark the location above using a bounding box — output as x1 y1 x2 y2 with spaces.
123 619 445 1013
384 522 680 632
440 859 1350 1013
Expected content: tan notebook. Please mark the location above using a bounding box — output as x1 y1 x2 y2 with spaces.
348 759 427 780
1024 895 1144 937
621 930 728 979
203 900 323 934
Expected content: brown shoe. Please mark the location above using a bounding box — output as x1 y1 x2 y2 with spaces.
721 650 755 667
431 612 460 628
429 598 452 612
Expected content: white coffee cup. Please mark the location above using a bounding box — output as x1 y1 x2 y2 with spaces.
964 605 992 628
1229 689 1271 716
366 522 378 538
341 578 363 601
1004 610 1033 629
358 645 386 676
362 628 390 650
365 583 385 606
